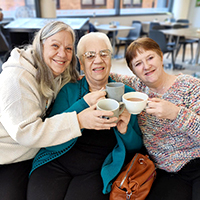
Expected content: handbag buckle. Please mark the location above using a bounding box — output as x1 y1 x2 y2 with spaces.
126 191 132 200
139 157 144 164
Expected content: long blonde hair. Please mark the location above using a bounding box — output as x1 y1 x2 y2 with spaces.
31 21 79 98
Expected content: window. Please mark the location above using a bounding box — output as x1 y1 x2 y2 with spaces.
81 0 106 7
56 0 115 17
120 0 171 15
123 0 142 8
0 0 172 19
0 0 36 18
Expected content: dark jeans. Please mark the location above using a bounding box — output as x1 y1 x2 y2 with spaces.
146 158 200 200
0 159 33 200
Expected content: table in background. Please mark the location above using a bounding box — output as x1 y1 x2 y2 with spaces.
142 21 191 33
160 28 200 65
0 18 13 27
4 17 89 47
95 24 135 58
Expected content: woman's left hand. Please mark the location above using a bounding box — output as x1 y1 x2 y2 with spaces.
116 109 131 134
146 98 180 120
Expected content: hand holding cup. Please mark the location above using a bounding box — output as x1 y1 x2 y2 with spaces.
122 92 149 114
97 98 125 122
103 82 124 102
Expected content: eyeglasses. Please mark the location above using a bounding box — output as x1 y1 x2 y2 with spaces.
82 49 111 61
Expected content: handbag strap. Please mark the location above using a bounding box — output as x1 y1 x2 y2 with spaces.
119 153 139 189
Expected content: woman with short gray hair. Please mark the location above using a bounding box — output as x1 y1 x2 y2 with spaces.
27 32 142 200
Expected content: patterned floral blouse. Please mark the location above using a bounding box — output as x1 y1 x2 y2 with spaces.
110 73 200 172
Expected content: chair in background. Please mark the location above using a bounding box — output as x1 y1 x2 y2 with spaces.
149 22 160 31
116 21 142 57
0 31 10 60
88 22 98 32
0 30 10 73
132 20 147 37
10 6 35 48
147 22 160 37
152 24 174 44
149 30 176 69
170 18 176 22
173 24 198 62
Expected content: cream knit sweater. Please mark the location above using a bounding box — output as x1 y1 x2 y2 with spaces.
0 47 81 164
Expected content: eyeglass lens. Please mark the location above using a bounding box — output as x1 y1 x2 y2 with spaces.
83 49 111 60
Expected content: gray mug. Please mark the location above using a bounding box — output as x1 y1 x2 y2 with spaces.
104 82 125 102
97 98 125 120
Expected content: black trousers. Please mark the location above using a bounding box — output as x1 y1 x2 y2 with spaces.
0 159 33 200
27 157 109 200
27 128 116 200
146 158 200 200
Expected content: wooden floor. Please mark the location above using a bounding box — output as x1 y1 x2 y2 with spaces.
111 43 200 77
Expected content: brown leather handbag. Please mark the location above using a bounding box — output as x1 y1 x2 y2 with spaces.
110 153 156 200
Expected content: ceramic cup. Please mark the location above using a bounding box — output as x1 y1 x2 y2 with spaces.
104 82 124 102
96 98 125 119
122 92 148 114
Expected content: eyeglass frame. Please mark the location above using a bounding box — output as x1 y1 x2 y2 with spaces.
81 49 112 61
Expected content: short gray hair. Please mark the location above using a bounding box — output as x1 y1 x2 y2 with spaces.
77 32 113 62
32 21 79 98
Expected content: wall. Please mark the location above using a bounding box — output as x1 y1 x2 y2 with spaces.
188 0 200 27
172 0 200 28
40 0 56 18
172 0 190 19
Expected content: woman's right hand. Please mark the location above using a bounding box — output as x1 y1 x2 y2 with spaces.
146 98 180 120
77 104 117 130
83 90 107 106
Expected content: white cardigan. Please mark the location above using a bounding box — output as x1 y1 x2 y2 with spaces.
0 47 81 164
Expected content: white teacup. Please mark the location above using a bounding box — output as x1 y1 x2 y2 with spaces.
122 92 148 114
97 98 125 119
